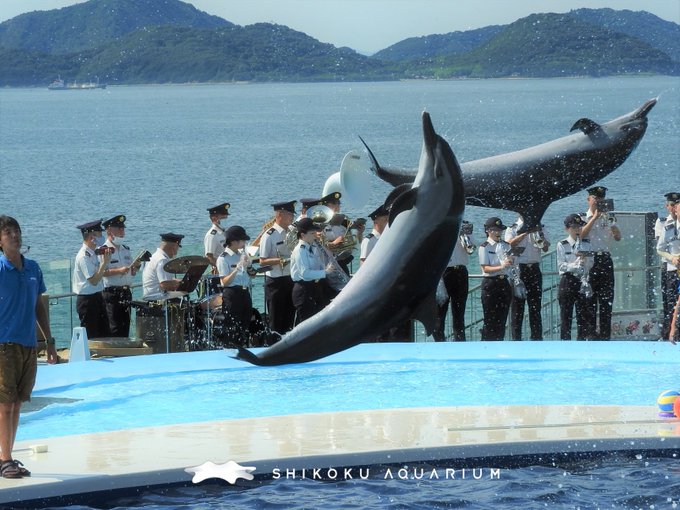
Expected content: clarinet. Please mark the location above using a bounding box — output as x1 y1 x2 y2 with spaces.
575 235 593 298
499 244 526 299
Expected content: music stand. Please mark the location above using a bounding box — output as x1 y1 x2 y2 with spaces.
163 262 209 352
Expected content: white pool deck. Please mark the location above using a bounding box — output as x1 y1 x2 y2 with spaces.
2 342 680 508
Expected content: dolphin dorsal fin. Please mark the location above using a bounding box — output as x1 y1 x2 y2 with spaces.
412 291 439 336
570 118 601 135
388 188 417 226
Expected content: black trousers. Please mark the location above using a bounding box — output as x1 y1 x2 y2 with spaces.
102 286 132 337
558 273 595 340
589 253 614 340
511 263 543 340
76 292 109 339
221 287 253 347
480 277 512 341
661 270 679 340
439 265 468 341
292 280 326 325
264 276 295 337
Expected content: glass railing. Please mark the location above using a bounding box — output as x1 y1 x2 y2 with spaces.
42 211 665 348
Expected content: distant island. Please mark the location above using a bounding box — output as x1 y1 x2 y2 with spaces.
0 0 678 86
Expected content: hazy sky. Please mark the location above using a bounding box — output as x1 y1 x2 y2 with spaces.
1 0 678 54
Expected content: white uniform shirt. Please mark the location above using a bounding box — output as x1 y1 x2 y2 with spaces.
217 248 251 288
656 218 680 271
504 220 548 264
73 244 103 295
557 236 594 276
260 223 292 278
323 224 346 243
583 211 615 253
447 236 470 267
655 215 673 239
290 241 326 282
142 248 173 300
360 229 381 260
478 238 511 277
204 224 226 258
101 239 133 287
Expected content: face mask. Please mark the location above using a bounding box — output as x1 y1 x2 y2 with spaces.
94 234 105 247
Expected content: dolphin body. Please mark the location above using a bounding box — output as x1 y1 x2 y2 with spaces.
363 98 656 232
237 112 465 366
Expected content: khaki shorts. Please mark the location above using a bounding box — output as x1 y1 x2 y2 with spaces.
0 343 38 403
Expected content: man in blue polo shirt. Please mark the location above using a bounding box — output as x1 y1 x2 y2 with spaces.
0 215 57 479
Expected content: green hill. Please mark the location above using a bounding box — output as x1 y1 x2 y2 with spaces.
0 0 232 54
411 13 678 78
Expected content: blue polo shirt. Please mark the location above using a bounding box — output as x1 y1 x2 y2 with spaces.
0 254 46 347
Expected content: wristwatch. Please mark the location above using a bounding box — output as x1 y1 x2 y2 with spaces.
46 337 56 345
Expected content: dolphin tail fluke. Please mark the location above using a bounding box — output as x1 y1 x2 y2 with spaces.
234 346 264 366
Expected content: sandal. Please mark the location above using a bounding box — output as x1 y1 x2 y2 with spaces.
12 460 30 477
0 460 22 479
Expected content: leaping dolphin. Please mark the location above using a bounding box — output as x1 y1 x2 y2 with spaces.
363 98 656 232
236 112 465 366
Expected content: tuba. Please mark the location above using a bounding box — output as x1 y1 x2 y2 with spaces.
322 150 372 209
529 230 545 250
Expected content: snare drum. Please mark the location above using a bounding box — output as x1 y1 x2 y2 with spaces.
197 275 223 310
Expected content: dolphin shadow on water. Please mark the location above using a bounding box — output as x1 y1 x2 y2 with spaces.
236 112 465 366
362 98 657 232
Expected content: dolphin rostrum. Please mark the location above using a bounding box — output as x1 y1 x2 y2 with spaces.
363 98 656 232
236 112 465 366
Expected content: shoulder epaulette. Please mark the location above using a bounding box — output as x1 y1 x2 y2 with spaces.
219 252 227 257
366 233 375 239
266 228 275 235
85 251 91 257
122 244 130 250
666 224 675 231
582 238 590 243
560 239 570 245
480 241 489 247
210 229 217 235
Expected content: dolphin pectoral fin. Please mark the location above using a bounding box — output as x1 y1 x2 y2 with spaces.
234 346 263 366
570 118 601 135
388 188 418 226
384 183 412 210
412 292 439 336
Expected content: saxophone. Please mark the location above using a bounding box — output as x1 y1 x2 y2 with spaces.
499 244 526 299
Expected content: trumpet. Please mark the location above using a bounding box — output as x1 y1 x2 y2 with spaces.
529 230 545 249
460 221 475 254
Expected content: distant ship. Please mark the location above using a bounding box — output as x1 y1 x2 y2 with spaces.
48 77 107 90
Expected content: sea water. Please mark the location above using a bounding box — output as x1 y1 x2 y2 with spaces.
1 77 678 265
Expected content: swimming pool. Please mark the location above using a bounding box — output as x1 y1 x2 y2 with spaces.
22 341 680 441
6 341 680 509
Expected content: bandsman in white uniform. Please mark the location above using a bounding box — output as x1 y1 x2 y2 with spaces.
290 218 328 324
259 200 297 336
504 216 550 340
437 220 474 341
101 215 137 337
478 217 513 341
204 202 230 269
73 220 110 339
217 225 254 347
360 204 388 264
580 186 621 340
297 198 321 222
142 233 184 301
557 214 595 340
656 192 680 340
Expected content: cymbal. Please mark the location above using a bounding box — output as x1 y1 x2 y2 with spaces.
164 255 209 274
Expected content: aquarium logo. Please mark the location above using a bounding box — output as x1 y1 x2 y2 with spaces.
185 460 256 484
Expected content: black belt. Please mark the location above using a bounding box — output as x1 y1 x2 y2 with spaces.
520 263 540 267
224 286 249 291
485 275 507 280
447 265 466 270
594 252 611 257
104 286 131 290
294 279 322 285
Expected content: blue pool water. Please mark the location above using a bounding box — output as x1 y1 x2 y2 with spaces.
22 342 680 441
19 342 680 508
